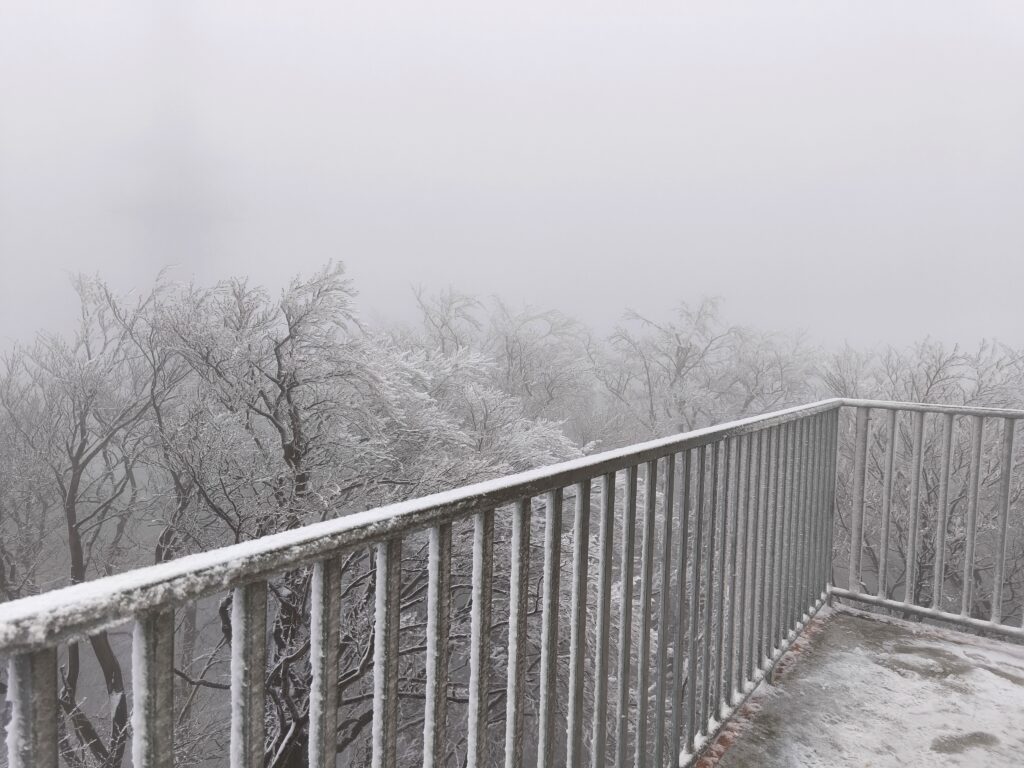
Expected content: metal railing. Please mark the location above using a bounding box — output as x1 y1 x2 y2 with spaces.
831 399 1024 641
1 397 1020 768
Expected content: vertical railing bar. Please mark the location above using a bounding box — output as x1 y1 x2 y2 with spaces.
700 444 716 741
724 435 745 705
878 409 897 598
933 413 955 609
801 416 816 611
425 525 453 768
712 439 728 720
805 415 820 606
751 428 768 677
813 413 827 601
231 580 267 768
371 540 402 768
772 422 787 650
133 608 175 768
796 417 811 623
590 478 614 768
905 411 925 605
850 407 870 593
672 451 692 761
825 409 840 593
468 509 495 768
505 501 532 768
815 412 829 595
309 560 341 768
808 414 821 604
992 419 1015 624
567 481 593 768
634 461 658 768
685 447 705 752
538 489 564 768
6 649 59 768
809 413 824 601
775 421 789 647
614 468 638 768
782 420 798 637
962 416 984 618
762 426 780 664
794 417 811 623
652 455 676 768
700 443 719 735
614 468 640 768
761 428 774 667
738 432 755 694
803 415 817 611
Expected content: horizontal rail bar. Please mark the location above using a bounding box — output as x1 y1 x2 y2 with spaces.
0 398 842 654
829 588 1024 642
841 398 1024 419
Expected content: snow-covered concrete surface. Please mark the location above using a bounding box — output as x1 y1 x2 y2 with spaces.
712 605 1024 767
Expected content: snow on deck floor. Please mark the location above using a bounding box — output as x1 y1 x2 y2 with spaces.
713 605 1024 768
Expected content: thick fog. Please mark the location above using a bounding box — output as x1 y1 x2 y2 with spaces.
2 1 1023 347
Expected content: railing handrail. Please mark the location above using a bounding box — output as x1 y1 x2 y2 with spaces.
10 395 1021 767
0 398 841 654
4 394 1023 655
841 398 1024 420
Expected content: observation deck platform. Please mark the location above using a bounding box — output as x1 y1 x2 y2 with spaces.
711 606 1024 768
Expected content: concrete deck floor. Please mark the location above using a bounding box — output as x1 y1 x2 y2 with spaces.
711 606 1024 768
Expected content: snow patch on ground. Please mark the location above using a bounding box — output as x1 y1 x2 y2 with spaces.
715 606 1024 767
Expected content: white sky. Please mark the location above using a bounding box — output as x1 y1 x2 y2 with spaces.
2 2 1023 348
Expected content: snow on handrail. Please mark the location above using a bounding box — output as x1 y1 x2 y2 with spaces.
0 398 842 654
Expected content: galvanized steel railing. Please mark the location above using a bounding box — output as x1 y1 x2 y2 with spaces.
7 397 1018 768
831 400 1024 641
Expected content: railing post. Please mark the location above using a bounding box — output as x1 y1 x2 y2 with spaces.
504 500 531 768
700 442 720 731
933 413 955 609
827 408 840 593
5 649 59 768
671 452 691 761
878 409 897 598
425 525 452 768
652 455 676 768
992 419 1015 624
849 407 870 593
590 477 614 768
905 411 925 605
132 608 175 768
231 581 267 768
538 489 563 768
634 461 657 767
468 509 495 768
962 416 984 617
685 447 706 752
567 481 592 768
372 540 402 768
713 439 730 718
310 559 341 768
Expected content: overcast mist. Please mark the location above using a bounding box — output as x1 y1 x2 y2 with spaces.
2 1 1023 348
